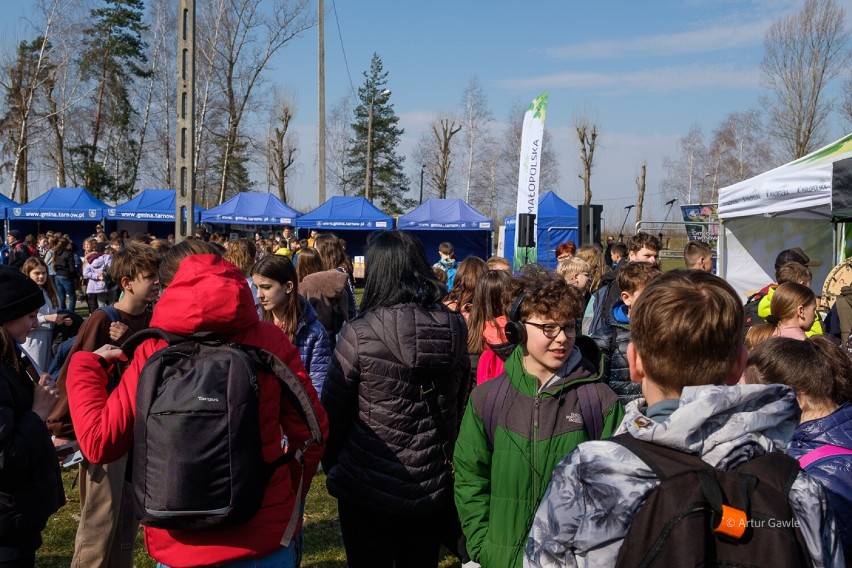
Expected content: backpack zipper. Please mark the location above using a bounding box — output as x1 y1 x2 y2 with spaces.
638 502 709 568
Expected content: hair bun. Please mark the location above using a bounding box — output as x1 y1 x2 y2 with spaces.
765 314 780 325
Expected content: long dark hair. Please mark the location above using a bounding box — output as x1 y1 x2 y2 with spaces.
251 255 301 341
360 231 444 313
296 247 323 282
467 269 513 353
445 257 487 312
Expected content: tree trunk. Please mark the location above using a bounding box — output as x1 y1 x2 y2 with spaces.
577 124 598 206
635 162 647 224
88 48 111 185
10 28 54 201
131 62 157 192
432 118 462 199
45 87 66 187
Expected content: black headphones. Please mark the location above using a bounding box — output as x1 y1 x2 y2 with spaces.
504 292 526 345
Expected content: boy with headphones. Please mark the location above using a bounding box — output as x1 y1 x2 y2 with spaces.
453 273 624 568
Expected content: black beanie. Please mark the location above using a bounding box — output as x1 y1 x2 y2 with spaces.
0 265 44 325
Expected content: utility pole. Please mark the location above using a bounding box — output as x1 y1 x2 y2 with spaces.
175 0 196 242
317 0 326 205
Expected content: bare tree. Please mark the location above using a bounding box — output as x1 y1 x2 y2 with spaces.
267 94 298 203
472 133 504 218
0 0 67 201
430 118 462 199
326 93 353 196
459 76 492 202
706 109 770 197
37 1 88 190
575 117 599 206
635 161 646 224
139 0 178 189
210 0 313 205
662 123 707 204
842 75 852 128
761 0 851 159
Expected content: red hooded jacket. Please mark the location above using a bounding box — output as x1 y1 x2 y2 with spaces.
67 254 328 567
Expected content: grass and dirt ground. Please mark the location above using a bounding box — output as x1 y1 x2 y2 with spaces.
38 469 461 567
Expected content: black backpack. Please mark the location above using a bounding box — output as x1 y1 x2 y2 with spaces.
611 434 811 568
743 291 766 330
121 329 324 535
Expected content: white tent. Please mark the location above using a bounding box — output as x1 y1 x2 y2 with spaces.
717 133 852 299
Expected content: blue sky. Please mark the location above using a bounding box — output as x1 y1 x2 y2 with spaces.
3 0 852 226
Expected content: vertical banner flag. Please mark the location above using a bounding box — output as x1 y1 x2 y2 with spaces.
514 93 548 270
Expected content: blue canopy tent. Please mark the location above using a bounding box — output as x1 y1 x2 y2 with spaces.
107 189 203 238
397 198 493 263
0 194 19 238
201 193 301 228
503 192 578 269
296 196 392 259
9 187 107 245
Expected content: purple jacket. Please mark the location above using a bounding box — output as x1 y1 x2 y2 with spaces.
83 254 112 294
788 402 852 559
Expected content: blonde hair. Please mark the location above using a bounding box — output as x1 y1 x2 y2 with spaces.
746 282 816 349
575 245 607 292
555 257 591 283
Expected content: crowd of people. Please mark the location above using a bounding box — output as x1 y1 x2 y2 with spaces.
0 223 848 568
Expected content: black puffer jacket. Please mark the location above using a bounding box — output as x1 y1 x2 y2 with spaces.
0 355 65 560
591 316 639 405
322 303 469 516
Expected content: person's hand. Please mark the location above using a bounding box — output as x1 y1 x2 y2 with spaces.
93 344 125 362
109 321 128 343
45 313 61 324
32 374 60 421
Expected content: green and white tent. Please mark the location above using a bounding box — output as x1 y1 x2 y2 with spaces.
717 133 852 299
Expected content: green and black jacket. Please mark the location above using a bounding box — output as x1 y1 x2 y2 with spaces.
453 338 624 568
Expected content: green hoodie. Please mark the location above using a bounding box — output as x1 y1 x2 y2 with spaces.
453 339 624 568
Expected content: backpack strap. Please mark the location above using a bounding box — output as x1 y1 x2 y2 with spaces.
797 444 852 469
98 305 121 322
483 373 511 448
95 306 124 346
239 345 325 546
610 433 710 481
576 382 605 440
240 346 324 450
120 327 187 358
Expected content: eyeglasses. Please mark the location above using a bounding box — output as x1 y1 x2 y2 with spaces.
524 321 577 339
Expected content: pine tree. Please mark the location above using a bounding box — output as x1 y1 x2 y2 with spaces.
346 53 413 214
73 0 149 201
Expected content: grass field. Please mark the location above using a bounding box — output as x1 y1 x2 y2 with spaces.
38 469 461 567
